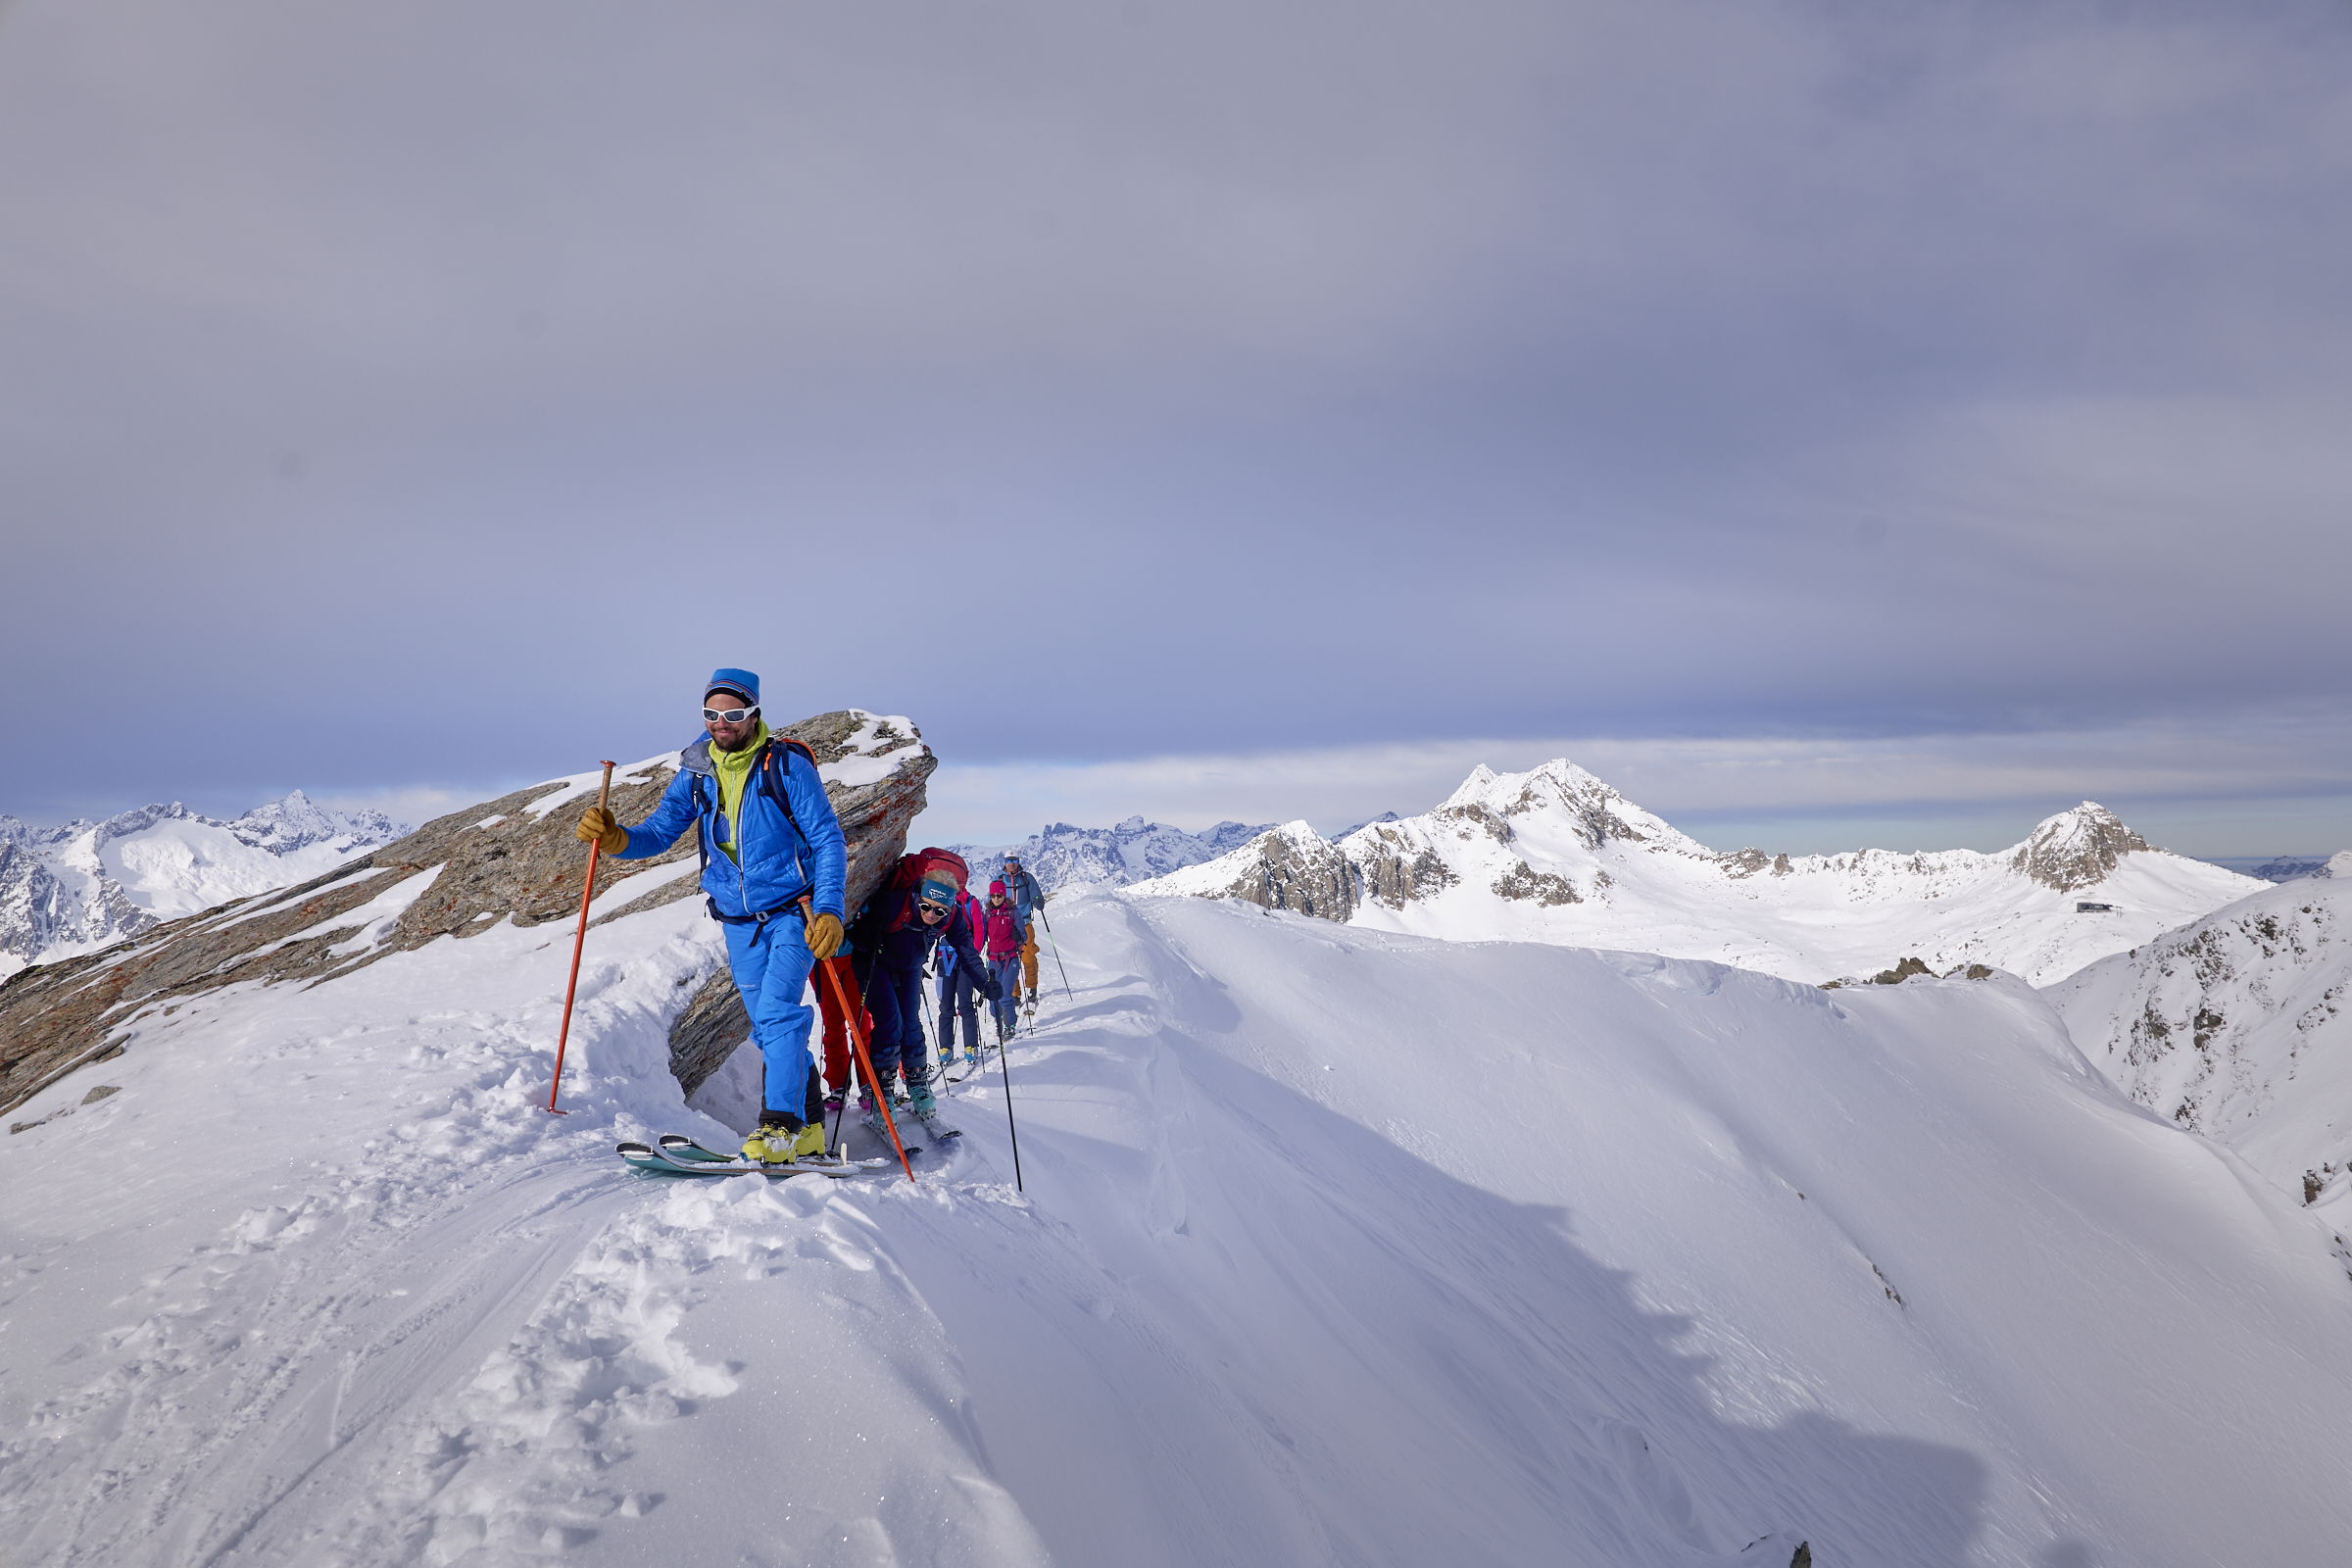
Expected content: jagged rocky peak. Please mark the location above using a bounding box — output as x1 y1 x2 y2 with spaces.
2008 802 2152 893
1200 821 1360 921
228 790 404 854
1431 758 1701 855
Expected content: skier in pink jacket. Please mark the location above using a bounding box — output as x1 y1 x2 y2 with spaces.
977 880 1026 1043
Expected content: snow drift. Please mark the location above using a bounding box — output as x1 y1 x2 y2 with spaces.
5 879 2350 1564
1135 759 2261 985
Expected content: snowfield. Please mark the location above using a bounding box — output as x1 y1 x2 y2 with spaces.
4 890 2350 1565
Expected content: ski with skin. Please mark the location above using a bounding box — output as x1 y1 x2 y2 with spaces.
659 1131 927 1165
615 1139 906 1179
907 1108 962 1141
943 1050 997 1086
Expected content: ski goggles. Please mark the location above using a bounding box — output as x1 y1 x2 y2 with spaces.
702 704 760 724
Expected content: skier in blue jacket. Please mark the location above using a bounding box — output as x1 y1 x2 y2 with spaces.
575 667 847 1165
1000 853 1048 1013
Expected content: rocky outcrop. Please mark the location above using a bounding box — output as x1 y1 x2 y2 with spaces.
0 710 934 1117
1492 863 1580 906
1203 824 1360 921
1356 825 1459 910
1716 848 1794 879
2010 803 2152 893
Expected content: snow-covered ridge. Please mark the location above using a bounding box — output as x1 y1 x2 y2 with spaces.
2048 865 2352 1209
952 814 1276 893
1133 759 2262 986
5 894 2352 1562
0 791 407 975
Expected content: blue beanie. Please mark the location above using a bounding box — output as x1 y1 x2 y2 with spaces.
706 667 760 706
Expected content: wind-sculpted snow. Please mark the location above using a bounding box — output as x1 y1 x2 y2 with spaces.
5 890 2352 1564
1137 760 2261 986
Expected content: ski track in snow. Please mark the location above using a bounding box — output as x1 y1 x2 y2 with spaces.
4 892 2352 1565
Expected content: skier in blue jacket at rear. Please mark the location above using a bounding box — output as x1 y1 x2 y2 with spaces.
575 667 847 1166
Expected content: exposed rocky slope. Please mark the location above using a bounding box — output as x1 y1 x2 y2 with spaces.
0 711 932 1121
2048 853 2352 1210
1133 760 2262 986
0 792 404 975
952 815 1274 893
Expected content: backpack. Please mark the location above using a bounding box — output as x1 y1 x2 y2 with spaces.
688 735 819 884
884 847 971 932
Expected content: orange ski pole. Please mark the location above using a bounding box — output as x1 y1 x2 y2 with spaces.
546 761 616 1114
804 896 917 1183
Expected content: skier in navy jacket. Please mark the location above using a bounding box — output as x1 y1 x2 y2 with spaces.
576 667 846 1165
849 867 997 1138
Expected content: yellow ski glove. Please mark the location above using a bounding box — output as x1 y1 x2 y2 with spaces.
574 806 626 855
806 911 845 960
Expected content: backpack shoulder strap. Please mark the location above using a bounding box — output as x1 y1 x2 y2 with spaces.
756 738 817 832
688 771 711 875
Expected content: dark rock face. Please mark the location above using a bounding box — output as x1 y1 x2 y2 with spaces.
0 711 933 1118
1492 863 1581 906
1355 826 1459 911
1213 832 1361 922
1716 848 1794 880
2010 804 2151 893
1431 802 1514 845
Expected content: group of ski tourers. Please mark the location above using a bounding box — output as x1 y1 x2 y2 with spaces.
574 668 1050 1166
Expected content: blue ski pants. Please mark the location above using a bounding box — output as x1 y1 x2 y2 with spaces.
859 959 932 1090
937 963 981 1056
721 911 819 1123
987 956 1022 1038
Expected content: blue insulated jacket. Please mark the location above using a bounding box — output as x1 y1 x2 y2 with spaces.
613 736 848 920
1001 863 1045 929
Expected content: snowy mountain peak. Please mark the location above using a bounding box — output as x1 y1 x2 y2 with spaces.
1136 765 2260 986
227 789 404 855
2008 801 2153 892
0 792 411 974
1439 763 1501 808
1423 758 1704 856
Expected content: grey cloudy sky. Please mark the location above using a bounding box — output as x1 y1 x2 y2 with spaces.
4 0 2348 853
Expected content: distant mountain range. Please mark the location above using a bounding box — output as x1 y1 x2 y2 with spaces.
2200 855 2335 883
0 792 407 976
950 815 1276 894
1130 759 2267 987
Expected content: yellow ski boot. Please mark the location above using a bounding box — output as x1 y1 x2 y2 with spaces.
743 1118 825 1165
